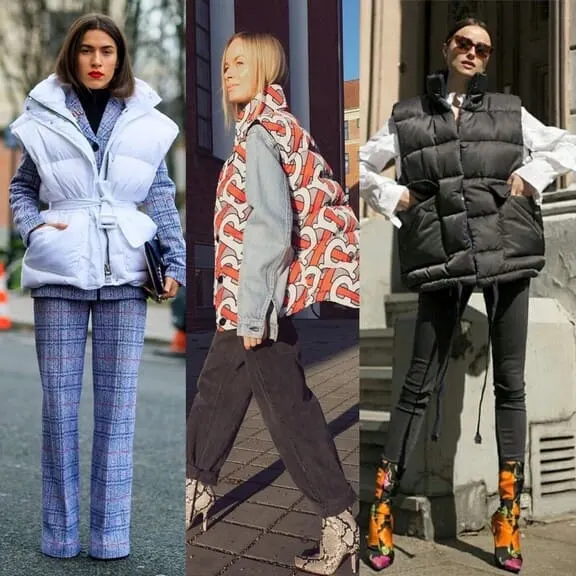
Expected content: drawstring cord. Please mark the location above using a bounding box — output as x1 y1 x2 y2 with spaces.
431 283 464 442
474 283 499 444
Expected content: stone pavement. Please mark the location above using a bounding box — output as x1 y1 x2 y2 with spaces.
186 319 359 576
6 289 175 343
358 516 576 575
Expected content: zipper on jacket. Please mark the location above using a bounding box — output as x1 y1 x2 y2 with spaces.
104 230 112 282
455 100 478 275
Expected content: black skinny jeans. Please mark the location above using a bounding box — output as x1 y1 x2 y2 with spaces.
187 317 356 518
384 278 530 471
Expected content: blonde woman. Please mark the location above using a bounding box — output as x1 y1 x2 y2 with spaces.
186 32 360 575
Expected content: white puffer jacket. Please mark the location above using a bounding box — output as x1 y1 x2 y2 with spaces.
10 74 179 290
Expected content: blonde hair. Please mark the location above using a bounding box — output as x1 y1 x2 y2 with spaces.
221 32 288 125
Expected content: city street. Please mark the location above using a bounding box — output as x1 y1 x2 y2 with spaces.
0 330 185 576
186 320 360 576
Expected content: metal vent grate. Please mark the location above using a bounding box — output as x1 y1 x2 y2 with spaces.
539 434 576 495
531 421 576 519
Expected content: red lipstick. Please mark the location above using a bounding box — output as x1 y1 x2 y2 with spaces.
89 71 104 79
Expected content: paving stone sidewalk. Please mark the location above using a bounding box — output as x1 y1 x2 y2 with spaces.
186 319 360 576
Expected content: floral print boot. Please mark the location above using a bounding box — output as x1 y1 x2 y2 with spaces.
366 459 398 571
492 461 524 573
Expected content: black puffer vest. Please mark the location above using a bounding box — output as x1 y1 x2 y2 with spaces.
392 72 545 292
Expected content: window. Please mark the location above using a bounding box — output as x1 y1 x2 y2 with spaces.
449 1 479 23
345 153 350 174
344 120 349 141
531 0 549 23
195 268 214 309
196 0 212 151
356 118 360 129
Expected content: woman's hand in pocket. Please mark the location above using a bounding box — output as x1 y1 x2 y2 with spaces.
29 222 68 242
508 173 536 197
34 222 68 231
396 189 419 212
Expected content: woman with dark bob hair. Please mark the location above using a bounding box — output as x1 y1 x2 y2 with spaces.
9 13 185 560
361 17 576 574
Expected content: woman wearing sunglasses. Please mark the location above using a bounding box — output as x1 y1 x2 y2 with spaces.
360 17 576 573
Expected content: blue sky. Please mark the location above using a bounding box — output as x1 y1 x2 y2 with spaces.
342 0 359 80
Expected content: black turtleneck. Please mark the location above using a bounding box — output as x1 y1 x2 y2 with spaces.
75 86 111 136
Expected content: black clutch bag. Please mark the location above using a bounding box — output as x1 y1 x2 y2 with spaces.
144 238 166 302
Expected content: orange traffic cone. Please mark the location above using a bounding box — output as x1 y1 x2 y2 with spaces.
0 263 12 330
169 329 186 355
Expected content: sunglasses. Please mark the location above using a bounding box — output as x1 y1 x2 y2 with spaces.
451 35 493 59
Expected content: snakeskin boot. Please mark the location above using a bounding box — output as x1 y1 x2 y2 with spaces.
294 508 359 574
492 461 524 573
366 459 398 571
186 477 215 532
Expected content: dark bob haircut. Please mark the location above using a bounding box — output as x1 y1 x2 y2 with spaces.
444 17 491 44
55 13 135 98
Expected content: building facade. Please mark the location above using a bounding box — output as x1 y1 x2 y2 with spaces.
344 79 360 216
187 0 346 329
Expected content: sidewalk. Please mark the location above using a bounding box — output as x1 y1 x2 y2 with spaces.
359 517 576 575
187 319 359 576
7 289 178 344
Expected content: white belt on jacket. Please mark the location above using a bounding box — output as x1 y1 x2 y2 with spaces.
47 183 157 248
49 198 138 230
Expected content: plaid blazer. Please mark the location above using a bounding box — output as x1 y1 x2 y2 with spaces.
10 83 186 300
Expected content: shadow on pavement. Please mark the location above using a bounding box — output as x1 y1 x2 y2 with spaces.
189 403 359 530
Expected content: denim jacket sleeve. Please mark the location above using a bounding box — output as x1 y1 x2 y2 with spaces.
237 124 292 341
141 159 187 286
9 148 46 247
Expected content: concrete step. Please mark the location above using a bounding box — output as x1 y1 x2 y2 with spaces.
360 429 388 452
359 409 390 431
360 365 393 380
360 365 394 411
384 292 419 328
542 198 576 216
359 327 395 366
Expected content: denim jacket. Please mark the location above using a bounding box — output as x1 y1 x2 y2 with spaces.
214 84 359 341
236 124 292 340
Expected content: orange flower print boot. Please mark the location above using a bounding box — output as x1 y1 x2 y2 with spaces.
492 461 524 573
366 459 398 571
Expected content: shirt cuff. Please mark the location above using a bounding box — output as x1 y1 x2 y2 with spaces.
513 161 555 205
237 318 269 340
21 214 46 247
362 175 407 228
237 305 279 342
165 265 186 287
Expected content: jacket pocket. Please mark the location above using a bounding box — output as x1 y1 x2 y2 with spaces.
405 179 440 199
23 216 85 278
397 195 446 272
117 210 158 275
501 195 545 258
